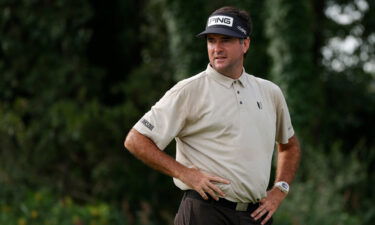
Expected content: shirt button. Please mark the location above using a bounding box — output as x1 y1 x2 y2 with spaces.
234 81 237 84
240 101 243 104
237 91 240 94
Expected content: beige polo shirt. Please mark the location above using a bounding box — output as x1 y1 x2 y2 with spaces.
133 64 294 203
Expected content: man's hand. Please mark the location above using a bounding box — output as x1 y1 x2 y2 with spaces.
251 188 286 225
179 167 231 201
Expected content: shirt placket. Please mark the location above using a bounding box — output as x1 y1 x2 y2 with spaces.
233 80 245 109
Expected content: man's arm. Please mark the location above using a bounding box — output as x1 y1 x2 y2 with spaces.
251 135 301 225
124 128 230 200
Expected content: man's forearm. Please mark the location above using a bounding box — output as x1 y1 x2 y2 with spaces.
275 135 301 184
124 128 231 200
124 128 188 179
251 136 300 224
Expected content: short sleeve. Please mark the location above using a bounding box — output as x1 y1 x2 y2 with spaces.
274 87 294 144
133 86 188 150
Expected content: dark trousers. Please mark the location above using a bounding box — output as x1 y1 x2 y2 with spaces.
174 191 273 225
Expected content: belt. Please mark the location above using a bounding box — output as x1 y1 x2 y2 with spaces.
184 190 259 212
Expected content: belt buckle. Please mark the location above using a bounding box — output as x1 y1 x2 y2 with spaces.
235 202 248 211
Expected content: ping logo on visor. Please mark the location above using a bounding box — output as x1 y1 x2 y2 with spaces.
207 15 233 27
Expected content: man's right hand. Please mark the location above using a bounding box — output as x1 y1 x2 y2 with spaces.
179 167 231 201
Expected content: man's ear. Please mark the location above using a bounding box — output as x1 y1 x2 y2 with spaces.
243 37 250 54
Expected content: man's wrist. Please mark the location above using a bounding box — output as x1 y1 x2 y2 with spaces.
274 181 289 194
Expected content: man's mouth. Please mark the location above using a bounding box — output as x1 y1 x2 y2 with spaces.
214 56 227 61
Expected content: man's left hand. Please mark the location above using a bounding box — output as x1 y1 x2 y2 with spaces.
251 188 286 225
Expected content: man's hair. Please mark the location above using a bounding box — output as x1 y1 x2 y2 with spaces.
212 6 252 37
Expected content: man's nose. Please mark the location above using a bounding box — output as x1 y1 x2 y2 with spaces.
212 42 224 52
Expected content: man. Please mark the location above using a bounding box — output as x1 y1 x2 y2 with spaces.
124 6 301 225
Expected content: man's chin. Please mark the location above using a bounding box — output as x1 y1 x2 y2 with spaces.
212 63 228 72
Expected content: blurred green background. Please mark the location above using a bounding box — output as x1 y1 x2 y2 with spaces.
0 0 374 224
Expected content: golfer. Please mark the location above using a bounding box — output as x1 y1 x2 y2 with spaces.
124 6 301 225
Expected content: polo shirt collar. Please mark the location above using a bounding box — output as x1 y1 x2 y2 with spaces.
206 64 247 88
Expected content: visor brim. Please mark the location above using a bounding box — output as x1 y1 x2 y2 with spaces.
196 27 247 39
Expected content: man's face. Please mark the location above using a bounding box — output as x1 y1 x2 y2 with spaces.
207 34 250 77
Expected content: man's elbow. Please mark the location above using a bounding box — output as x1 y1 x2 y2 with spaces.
124 136 131 151
124 129 136 153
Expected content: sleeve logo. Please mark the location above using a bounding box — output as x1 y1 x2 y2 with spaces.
141 119 154 131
